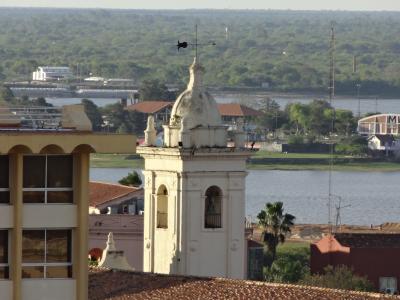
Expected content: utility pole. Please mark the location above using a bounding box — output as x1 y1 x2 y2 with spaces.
356 83 361 118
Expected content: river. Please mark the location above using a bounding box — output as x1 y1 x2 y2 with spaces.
46 94 400 115
90 168 400 226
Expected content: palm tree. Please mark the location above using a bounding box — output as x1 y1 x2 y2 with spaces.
257 202 295 266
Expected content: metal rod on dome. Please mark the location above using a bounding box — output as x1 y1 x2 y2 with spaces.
195 24 198 62
175 24 216 60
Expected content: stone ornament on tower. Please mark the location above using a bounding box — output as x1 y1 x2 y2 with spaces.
144 115 157 146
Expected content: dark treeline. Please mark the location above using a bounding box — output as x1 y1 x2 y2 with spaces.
1 8 400 95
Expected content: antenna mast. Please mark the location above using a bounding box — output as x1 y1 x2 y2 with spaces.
329 23 335 102
328 22 336 234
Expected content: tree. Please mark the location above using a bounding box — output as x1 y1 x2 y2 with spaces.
100 103 146 134
334 109 356 136
301 265 374 292
257 202 295 266
0 86 14 103
288 103 310 134
256 98 281 138
118 171 142 187
32 97 52 107
81 99 103 131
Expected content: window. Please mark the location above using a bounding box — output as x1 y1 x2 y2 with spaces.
156 185 168 229
22 229 72 279
23 155 73 204
0 156 9 204
380 277 398 294
0 230 8 279
204 186 222 229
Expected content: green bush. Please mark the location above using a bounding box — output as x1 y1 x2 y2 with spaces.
288 135 304 145
264 244 310 283
335 136 368 156
300 265 374 292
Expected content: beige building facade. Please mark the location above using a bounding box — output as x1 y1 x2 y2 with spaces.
0 105 136 300
139 58 253 279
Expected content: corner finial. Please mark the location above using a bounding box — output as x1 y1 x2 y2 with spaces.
144 115 157 146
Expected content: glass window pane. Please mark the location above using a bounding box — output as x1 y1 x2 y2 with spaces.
46 266 72 279
22 230 45 263
22 266 44 279
23 156 45 188
47 230 71 263
0 230 7 264
47 191 73 204
23 191 45 204
0 156 9 188
0 192 9 204
47 156 72 188
0 267 9 279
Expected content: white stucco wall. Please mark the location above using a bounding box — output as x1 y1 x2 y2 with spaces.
0 280 12 300
0 205 13 228
140 148 250 279
22 205 77 228
22 279 76 300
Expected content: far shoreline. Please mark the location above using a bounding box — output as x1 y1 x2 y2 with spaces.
90 154 400 172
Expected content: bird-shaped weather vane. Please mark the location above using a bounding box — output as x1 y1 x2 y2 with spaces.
176 24 216 62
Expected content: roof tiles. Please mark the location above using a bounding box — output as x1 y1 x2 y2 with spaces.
89 181 142 208
89 268 394 300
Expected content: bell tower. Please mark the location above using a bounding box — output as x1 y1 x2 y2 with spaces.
138 58 252 279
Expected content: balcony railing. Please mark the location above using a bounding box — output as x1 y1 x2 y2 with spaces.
205 213 222 229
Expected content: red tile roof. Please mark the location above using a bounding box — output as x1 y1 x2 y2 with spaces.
334 233 400 248
126 101 173 114
89 181 142 208
217 103 262 117
126 101 262 118
89 268 393 300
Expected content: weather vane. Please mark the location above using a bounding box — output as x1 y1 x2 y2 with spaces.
176 24 216 62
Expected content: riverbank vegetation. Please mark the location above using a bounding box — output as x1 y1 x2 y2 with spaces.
2 9 400 96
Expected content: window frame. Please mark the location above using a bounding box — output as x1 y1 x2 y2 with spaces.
0 230 9 280
22 229 72 279
0 155 9 205
23 155 73 204
203 186 223 230
156 185 168 229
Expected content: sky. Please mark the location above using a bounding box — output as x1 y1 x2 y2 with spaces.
1 0 400 11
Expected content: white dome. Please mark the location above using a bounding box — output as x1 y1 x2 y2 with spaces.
169 58 221 129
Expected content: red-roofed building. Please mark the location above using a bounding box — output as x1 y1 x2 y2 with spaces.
218 103 262 119
89 181 143 214
126 101 173 126
125 101 262 129
311 233 400 294
89 182 144 270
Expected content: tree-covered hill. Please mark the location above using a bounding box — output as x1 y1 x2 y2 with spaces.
1 8 400 95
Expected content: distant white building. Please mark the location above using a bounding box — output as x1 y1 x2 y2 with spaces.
32 66 74 81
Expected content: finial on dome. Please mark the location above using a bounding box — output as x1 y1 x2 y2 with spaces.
187 57 204 90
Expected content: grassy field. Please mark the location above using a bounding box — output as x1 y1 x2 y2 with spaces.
90 153 400 172
90 154 144 168
277 241 310 252
247 161 400 171
253 151 347 159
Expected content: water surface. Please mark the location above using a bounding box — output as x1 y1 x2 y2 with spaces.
90 168 400 225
